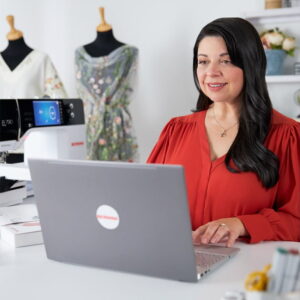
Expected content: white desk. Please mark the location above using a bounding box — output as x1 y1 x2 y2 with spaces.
0 241 299 300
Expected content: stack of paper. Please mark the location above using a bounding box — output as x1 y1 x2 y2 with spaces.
0 201 38 225
1 221 43 248
0 201 43 247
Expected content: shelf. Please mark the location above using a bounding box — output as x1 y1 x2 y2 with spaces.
244 7 300 24
266 75 300 83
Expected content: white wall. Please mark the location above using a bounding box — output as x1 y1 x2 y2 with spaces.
0 0 299 161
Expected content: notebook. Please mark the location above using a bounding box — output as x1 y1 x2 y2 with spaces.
28 158 239 282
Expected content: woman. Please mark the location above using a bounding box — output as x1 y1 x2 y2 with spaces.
147 18 300 247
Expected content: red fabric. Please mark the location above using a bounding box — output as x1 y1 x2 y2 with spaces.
147 110 300 244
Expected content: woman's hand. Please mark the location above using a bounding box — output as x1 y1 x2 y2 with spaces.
192 217 248 247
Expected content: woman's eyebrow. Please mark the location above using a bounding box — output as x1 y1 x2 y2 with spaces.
197 52 229 57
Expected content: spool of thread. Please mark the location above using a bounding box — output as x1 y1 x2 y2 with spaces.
265 0 282 9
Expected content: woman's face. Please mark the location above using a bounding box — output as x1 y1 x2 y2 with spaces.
197 36 244 104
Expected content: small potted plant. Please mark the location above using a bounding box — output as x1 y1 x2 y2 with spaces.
260 28 296 75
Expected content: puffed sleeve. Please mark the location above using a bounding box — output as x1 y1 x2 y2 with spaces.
147 119 175 164
44 55 68 98
238 123 300 243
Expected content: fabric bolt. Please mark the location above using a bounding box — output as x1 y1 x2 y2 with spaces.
0 50 67 98
75 45 138 161
147 109 300 244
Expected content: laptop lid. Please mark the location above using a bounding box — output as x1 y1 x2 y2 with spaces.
29 158 198 282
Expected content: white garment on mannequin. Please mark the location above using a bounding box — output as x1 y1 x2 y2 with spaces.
0 50 67 98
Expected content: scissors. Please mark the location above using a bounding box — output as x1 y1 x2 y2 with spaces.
244 264 271 291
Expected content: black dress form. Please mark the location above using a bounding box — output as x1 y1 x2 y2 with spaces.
84 29 125 57
1 37 33 71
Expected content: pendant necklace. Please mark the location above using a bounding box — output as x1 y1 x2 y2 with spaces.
212 107 238 137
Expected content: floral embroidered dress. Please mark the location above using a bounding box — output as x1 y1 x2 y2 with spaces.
0 50 67 98
75 45 138 161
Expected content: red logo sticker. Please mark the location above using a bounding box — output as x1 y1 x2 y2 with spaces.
96 205 120 230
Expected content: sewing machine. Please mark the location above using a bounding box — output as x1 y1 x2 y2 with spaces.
0 98 86 182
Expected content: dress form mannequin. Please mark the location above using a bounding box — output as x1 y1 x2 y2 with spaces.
75 7 138 161
84 7 124 57
1 15 33 71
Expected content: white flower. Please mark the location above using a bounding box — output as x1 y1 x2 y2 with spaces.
260 28 296 56
264 32 284 46
106 77 112 84
282 37 296 51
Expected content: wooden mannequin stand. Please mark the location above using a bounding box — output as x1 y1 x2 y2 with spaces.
84 7 125 57
1 15 32 71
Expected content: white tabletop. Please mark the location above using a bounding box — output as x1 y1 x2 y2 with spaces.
0 240 299 300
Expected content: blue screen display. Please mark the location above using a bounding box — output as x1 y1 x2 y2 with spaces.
33 101 61 126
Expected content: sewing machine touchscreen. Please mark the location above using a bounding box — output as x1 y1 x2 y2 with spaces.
33 101 62 126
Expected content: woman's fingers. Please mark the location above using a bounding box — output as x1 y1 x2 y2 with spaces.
193 222 228 245
226 230 239 248
192 217 245 247
210 223 229 244
192 225 207 244
201 222 223 244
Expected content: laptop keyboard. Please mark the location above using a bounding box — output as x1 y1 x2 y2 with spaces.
194 251 227 269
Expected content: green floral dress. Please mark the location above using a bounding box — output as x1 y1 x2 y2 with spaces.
75 45 138 161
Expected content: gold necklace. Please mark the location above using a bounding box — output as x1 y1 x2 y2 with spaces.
212 107 238 137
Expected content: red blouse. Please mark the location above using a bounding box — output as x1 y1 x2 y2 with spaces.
147 109 300 243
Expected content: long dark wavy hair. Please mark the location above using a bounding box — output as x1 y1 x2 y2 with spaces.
193 17 279 188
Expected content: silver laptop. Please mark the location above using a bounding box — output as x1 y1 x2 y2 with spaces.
28 158 239 282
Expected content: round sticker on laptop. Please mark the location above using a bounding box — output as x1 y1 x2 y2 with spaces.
96 205 120 230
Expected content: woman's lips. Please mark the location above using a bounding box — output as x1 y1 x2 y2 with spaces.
207 82 228 91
